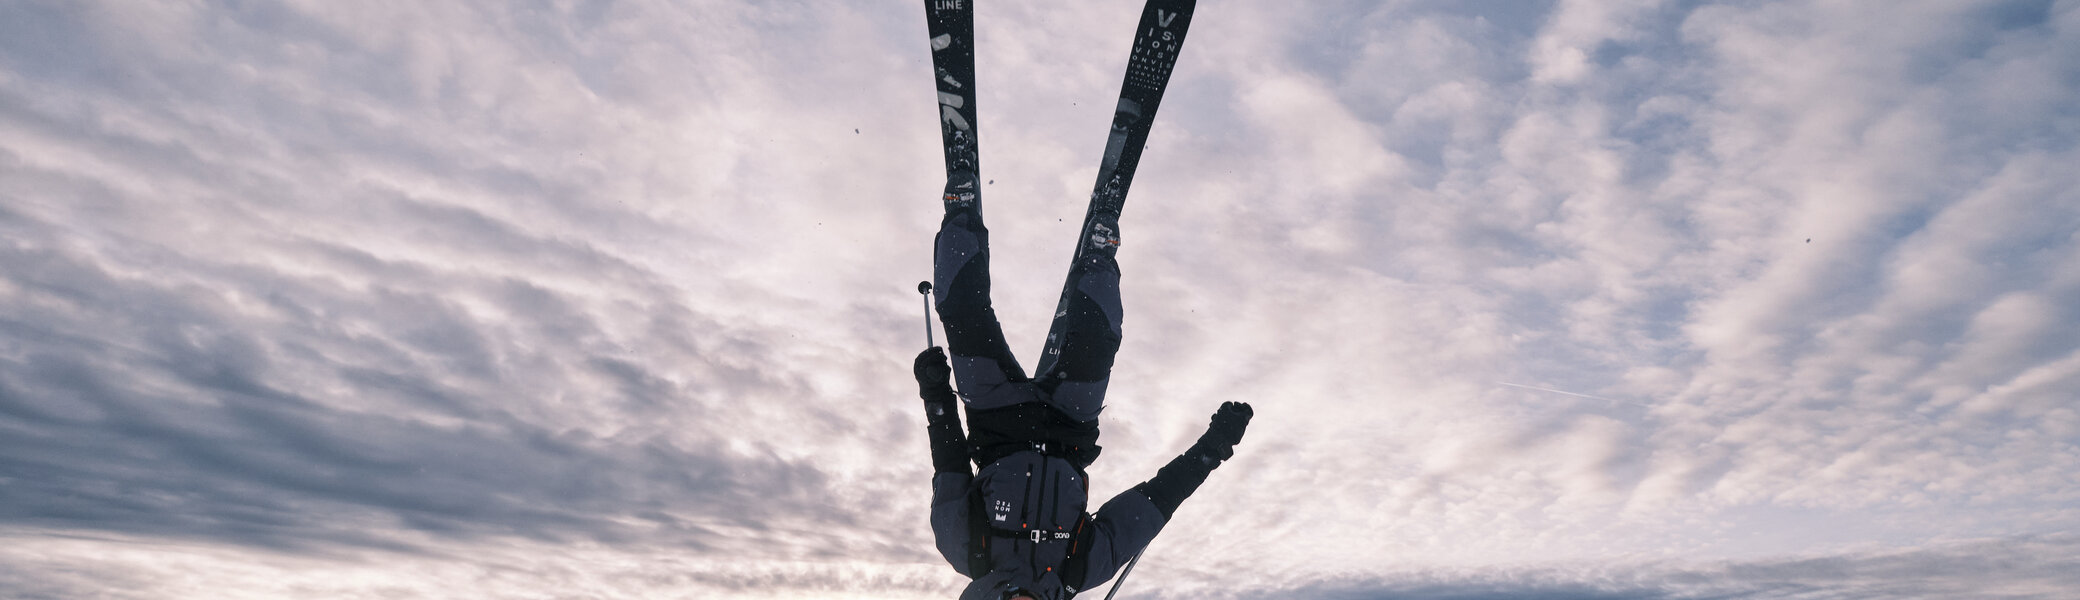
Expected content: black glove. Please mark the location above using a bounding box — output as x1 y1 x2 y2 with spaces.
1139 402 1253 520
914 347 955 402
914 347 970 473
1187 401 1253 462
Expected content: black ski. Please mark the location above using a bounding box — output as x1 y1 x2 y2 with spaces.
924 0 980 190
1035 0 1197 377
1080 0 1196 226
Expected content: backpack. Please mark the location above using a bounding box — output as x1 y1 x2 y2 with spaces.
966 450 1092 594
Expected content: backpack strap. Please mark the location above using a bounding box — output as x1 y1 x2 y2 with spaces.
1057 513 1094 587
987 525 1076 543
965 480 992 577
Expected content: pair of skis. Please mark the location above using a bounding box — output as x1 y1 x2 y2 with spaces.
921 2 1196 597
922 0 1197 380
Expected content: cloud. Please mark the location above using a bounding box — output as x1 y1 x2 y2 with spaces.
1133 535 2080 600
1079 0 2080 581
0 0 941 564
3 0 2079 598
5 530 2072 600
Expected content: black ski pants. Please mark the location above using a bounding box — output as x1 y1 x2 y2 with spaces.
932 192 1123 426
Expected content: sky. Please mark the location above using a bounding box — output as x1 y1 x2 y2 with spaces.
2 0 2078 598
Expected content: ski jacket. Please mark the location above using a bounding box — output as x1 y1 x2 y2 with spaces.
932 451 1166 600
963 400 1102 471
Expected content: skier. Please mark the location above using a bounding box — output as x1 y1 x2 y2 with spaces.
913 106 1252 600
910 3 1238 597
912 194 1253 598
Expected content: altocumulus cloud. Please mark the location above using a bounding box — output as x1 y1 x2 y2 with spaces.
3 0 2079 599
3 0 945 595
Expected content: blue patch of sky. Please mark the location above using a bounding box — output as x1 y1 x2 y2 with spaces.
1982 0 2056 31
1276 2 1552 188
1637 291 1696 353
0 3 108 88
1577 3 1717 190
1945 0 2058 65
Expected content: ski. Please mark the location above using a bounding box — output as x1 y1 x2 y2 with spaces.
924 0 980 185
1036 0 1197 378
1080 0 1196 227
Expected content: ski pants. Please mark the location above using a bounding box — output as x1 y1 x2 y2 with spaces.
932 204 1122 425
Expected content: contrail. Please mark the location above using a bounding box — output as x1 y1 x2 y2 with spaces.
1496 381 1653 407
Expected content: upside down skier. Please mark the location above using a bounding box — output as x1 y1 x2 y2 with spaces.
911 2 1246 599
915 338 1251 600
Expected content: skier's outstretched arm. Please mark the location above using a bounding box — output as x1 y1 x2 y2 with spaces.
916 347 981 575
1068 401 1254 590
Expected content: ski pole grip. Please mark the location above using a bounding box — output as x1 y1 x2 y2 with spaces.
919 281 935 348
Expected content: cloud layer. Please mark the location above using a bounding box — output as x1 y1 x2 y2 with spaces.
3 0 2077 598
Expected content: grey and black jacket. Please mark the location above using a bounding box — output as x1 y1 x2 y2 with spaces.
934 451 1166 600
924 394 1224 600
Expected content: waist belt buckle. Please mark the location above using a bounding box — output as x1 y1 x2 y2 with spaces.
1029 529 1046 544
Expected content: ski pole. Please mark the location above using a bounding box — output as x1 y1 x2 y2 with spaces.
1101 553 1142 600
918 280 935 348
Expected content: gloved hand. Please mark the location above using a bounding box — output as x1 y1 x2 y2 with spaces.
1188 401 1253 462
914 347 955 402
